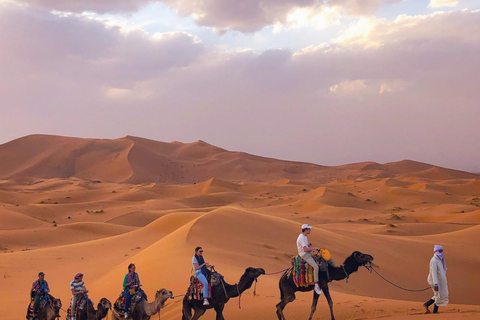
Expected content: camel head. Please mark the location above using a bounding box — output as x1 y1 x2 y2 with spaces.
352 251 374 266
155 289 174 309
244 267 266 280
97 298 112 311
50 297 62 318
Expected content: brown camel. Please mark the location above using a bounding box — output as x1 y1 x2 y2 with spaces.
111 289 174 320
29 294 62 320
276 251 374 320
66 297 111 320
182 267 266 320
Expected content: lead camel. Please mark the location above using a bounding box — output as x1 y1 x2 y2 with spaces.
276 251 374 320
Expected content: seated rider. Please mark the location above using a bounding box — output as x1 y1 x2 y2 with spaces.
123 263 142 318
297 224 322 295
31 271 50 320
192 246 212 306
70 273 88 320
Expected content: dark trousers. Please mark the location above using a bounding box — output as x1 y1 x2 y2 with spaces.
424 298 439 313
33 294 42 314
124 289 132 312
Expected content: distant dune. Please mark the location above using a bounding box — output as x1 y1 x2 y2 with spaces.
0 135 477 184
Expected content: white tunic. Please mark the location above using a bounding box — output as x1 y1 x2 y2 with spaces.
427 255 449 306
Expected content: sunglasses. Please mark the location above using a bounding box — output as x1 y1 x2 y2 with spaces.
438 250 444 253
199 250 204 253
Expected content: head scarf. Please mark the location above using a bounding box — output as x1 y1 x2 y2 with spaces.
434 245 447 271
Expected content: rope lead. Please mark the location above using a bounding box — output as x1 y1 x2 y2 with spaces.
370 265 431 292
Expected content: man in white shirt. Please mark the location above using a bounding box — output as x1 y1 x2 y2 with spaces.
297 223 322 295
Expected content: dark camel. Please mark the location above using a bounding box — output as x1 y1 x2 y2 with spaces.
182 267 265 320
31 294 62 320
276 251 374 320
67 297 111 320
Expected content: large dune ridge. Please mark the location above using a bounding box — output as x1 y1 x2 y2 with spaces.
0 135 479 320
1 135 477 184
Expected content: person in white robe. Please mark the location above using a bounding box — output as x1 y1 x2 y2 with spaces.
424 244 448 313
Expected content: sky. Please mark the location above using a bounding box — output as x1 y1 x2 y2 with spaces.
0 0 479 172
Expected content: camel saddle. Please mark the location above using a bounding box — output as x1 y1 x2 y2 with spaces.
25 294 51 320
291 254 330 288
113 289 147 316
187 271 223 301
66 294 92 320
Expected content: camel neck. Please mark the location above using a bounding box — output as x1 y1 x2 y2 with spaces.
145 299 160 316
96 305 108 320
329 259 360 281
224 277 254 297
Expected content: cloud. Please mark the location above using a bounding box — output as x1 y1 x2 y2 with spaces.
18 0 404 32
20 0 153 14
328 79 410 95
161 0 405 32
273 5 343 32
428 0 460 8
329 0 403 16
1 3 479 171
334 10 480 48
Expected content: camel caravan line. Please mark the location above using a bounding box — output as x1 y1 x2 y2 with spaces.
27 225 376 320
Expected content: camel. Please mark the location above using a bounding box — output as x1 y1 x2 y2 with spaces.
182 267 266 320
29 294 62 320
111 289 174 320
67 297 111 320
276 251 374 320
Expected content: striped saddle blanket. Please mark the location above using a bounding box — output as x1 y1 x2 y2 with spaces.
113 290 146 316
291 254 330 288
66 295 91 320
25 296 50 320
187 276 212 301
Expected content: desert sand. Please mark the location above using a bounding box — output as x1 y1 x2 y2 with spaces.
1 135 479 320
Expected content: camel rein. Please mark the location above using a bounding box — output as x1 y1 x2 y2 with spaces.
236 283 242 309
366 263 431 292
264 268 290 275
342 265 350 283
250 267 288 299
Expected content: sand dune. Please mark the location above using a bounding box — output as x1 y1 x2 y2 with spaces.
1 135 479 320
1 135 477 184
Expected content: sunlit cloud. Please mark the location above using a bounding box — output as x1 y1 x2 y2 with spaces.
334 17 383 47
272 5 343 33
328 79 409 95
428 0 460 8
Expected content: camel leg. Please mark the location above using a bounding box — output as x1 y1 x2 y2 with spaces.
276 292 295 320
307 291 320 320
322 285 335 320
191 308 206 320
182 298 193 320
214 305 225 320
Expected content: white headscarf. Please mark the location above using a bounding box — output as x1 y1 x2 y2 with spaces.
434 245 447 271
